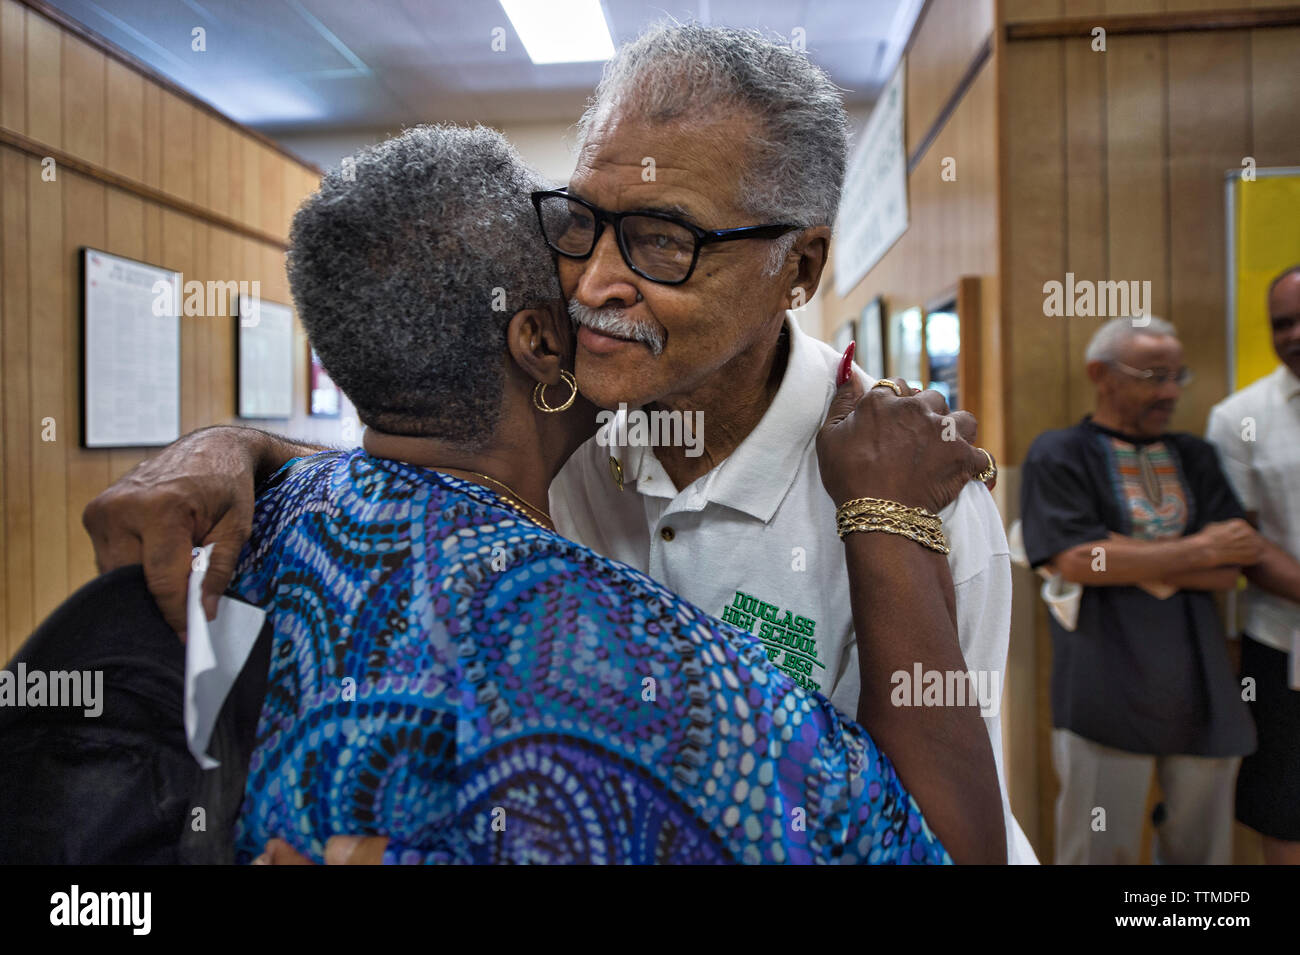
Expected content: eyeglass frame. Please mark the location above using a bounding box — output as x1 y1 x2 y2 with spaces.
1108 359 1195 387
530 188 803 286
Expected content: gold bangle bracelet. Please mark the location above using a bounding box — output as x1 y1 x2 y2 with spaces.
837 496 943 527
836 516 951 553
835 497 950 554
837 496 936 516
837 503 942 531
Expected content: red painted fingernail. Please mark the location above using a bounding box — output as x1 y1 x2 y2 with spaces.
836 341 856 387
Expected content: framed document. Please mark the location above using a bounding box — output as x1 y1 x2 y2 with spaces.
237 295 294 419
81 248 181 448
859 296 886 378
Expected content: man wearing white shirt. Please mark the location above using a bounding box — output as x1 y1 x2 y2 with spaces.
536 27 1032 864
552 312 1034 864
1206 265 1300 865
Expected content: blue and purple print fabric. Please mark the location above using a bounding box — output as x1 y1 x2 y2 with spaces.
230 449 949 865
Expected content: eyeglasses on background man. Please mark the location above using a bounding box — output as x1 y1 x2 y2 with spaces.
1109 359 1195 387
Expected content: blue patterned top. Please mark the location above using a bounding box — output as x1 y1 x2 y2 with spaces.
230 449 950 864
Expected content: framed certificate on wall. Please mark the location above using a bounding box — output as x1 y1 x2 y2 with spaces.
81 248 181 448
237 295 294 419
859 296 886 379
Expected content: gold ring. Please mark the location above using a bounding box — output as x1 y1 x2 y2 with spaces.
975 447 997 483
872 379 904 397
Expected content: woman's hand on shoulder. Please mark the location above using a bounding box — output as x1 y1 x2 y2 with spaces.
817 368 991 515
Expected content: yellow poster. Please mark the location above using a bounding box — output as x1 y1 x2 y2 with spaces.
1230 170 1300 389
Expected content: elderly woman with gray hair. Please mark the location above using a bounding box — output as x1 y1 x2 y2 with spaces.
84 25 1017 863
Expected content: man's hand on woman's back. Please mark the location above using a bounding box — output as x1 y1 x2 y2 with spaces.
82 426 307 634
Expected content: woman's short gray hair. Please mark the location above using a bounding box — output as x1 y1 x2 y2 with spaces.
577 21 850 271
287 125 560 447
1084 315 1179 364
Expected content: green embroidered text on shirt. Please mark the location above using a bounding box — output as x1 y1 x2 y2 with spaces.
720 589 822 693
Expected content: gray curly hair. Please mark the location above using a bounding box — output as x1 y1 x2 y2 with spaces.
577 22 850 273
287 125 560 447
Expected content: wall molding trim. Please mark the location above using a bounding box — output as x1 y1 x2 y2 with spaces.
0 125 290 249
1007 6 1300 41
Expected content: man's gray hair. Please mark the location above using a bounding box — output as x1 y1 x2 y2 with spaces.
577 22 849 274
287 125 560 446
1084 316 1179 364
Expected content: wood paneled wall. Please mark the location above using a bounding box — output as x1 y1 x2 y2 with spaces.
1002 0 1300 863
1003 0 1300 464
0 0 328 658
819 0 1004 459
821 0 1300 863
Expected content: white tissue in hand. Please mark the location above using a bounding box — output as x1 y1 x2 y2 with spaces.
184 543 265 769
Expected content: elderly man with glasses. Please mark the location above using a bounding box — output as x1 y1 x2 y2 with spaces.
1020 315 1261 865
83 23 1032 862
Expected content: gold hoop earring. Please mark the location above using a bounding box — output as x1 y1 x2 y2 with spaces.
533 369 578 413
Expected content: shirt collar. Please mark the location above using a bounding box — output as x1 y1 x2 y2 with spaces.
1273 363 1300 402
612 312 829 521
1081 414 1167 446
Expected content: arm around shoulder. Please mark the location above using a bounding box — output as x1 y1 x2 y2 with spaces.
82 425 322 632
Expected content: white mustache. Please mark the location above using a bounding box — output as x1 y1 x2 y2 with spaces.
568 300 665 356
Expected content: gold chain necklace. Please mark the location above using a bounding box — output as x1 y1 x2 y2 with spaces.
439 468 553 529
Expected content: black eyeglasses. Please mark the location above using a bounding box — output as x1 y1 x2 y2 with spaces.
1109 360 1195 387
531 189 801 285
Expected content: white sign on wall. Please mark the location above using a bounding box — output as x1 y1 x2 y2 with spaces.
237 296 294 419
833 65 909 298
82 249 181 448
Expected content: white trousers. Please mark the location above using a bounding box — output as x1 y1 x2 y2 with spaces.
1051 728 1240 865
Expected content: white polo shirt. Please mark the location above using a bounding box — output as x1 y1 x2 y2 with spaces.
550 312 1036 863
1206 363 1300 653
